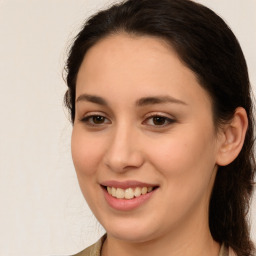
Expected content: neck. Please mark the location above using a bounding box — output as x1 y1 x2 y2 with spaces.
101 213 220 256
102 231 220 256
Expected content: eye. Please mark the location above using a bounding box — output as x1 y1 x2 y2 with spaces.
143 115 175 127
80 114 111 126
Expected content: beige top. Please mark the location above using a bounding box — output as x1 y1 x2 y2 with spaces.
73 234 233 256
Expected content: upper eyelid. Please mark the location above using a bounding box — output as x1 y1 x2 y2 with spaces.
144 112 175 119
78 111 176 123
80 111 109 119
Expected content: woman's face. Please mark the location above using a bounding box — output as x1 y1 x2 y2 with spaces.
72 34 222 243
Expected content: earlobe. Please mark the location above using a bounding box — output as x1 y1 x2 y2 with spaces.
216 107 248 166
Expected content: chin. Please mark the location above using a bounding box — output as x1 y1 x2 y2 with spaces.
110 230 156 243
102 218 160 243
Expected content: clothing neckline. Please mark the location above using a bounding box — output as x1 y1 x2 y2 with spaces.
99 234 228 256
73 234 229 256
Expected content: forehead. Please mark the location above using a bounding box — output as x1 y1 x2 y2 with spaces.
78 33 181 82
76 33 212 111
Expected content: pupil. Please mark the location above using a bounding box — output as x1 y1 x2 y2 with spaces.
153 116 165 125
93 116 104 124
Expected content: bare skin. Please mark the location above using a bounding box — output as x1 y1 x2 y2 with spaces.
72 33 247 256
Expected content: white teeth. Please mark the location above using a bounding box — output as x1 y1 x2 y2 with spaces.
116 188 125 199
112 187 116 197
134 187 142 197
106 186 154 199
141 187 147 195
125 188 134 199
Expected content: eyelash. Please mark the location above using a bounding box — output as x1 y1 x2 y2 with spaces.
143 114 175 127
80 114 111 127
80 113 175 128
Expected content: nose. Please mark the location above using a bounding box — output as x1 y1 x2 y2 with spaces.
103 125 144 173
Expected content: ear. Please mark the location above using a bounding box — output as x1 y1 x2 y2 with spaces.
216 107 248 166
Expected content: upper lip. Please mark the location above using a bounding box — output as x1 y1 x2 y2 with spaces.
100 180 159 189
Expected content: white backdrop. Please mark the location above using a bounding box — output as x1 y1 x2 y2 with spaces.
0 1 255 255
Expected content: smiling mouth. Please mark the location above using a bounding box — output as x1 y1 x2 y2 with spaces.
103 186 158 199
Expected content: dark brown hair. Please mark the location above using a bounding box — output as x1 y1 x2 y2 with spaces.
64 0 256 255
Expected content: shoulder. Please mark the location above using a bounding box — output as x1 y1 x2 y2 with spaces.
72 234 107 256
72 243 97 256
229 247 237 256
219 243 237 256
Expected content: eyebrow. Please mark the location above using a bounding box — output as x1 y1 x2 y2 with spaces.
76 94 107 105
76 93 187 106
135 95 187 106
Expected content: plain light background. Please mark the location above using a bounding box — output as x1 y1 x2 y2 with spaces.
0 0 255 255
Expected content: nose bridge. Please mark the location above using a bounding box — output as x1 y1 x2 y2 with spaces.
104 121 143 172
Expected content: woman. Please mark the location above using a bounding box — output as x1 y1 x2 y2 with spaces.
64 0 256 255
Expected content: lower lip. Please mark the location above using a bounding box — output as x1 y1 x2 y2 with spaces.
102 187 156 211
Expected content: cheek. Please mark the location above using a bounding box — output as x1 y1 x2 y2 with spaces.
148 126 217 188
147 129 217 220
71 128 107 211
71 127 105 177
